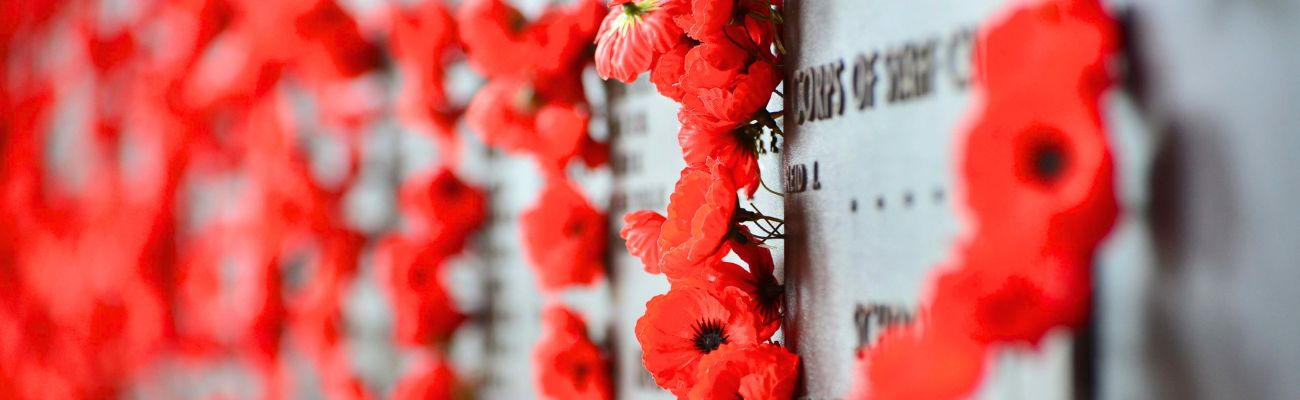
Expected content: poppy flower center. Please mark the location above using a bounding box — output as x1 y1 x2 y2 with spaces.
1016 127 1071 187
408 267 429 290
437 179 461 197
756 281 783 319
572 362 590 389
565 220 586 237
691 319 729 354
511 85 545 114
621 2 640 15
1032 141 1066 181
507 9 527 33
617 1 655 29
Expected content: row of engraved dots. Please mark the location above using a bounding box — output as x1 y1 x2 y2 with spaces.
849 187 946 213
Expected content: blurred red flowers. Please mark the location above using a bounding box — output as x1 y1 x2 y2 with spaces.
393 354 461 400
521 180 608 292
534 305 613 400
377 235 467 348
853 0 1120 397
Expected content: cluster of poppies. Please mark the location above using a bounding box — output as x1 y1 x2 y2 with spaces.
456 0 618 399
2 0 375 397
850 0 1121 398
0 0 493 398
593 0 799 398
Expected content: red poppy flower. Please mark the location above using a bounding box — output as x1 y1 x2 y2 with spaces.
658 158 737 280
710 241 782 338
620 210 666 274
688 343 798 400
531 0 606 78
961 0 1118 253
635 286 759 397
678 124 761 198
460 0 603 79
578 134 610 169
677 41 779 133
393 354 459 400
376 236 466 347
465 77 590 170
465 77 539 152
852 324 987 400
521 179 607 292
937 237 1093 344
650 39 692 102
533 102 591 171
457 0 535 78
952 0 1118 343
534 305 613 400
594 0 687 82
398 167 488 254
676 0 776 53
856 0 1120 397
390 1 458 127
293 0 383 81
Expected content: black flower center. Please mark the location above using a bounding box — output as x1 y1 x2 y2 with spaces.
573 362 590 390
692 319 729 354
756 282 783 320
1032 140 1066 183
565 219 586 237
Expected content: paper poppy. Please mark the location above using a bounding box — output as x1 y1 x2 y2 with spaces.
852 323 988 400
594 0 687 82
521 179 608 291
676 0 776 54
635 286 759 397
534 305 613 400
390 0 458 128
677 41 779 133
688 343 798 400
465 77 590 170
531 0 605 78
677 124 761 198
457 0 535 78
398 168 488 254
376 235 466 347
620 210 667 275
658 158 737 281
650 39 693 102
710 241 782 338
960 0 1118 253
392 354 460 400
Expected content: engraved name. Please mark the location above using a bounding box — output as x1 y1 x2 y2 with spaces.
792 27 977 125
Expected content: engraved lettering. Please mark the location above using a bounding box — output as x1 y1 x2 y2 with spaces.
796 69 810 125
852 52 878 110
812 161 822 190
886 45 909 102
915 39 937 98
854 303 916 349
886 39 938 103
947 28 976 89
830 60 846 117
786 164 808 193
